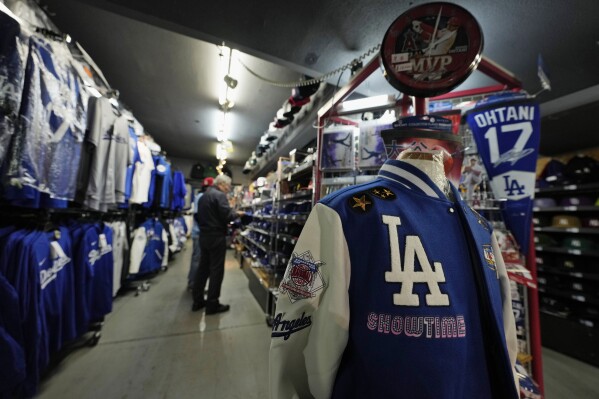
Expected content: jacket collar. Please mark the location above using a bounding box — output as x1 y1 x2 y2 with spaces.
378 159 449 199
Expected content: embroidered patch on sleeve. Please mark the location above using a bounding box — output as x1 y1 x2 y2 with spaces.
348 192 373 213
280 251 325 303
482 244 498 278
369 186 396 200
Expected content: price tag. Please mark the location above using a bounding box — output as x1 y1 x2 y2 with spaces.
99 234 108 249
564 185 578 190
572 283 583 291
568 249 582 255
564 206 577 211
571 272 583 278
566 228 580 233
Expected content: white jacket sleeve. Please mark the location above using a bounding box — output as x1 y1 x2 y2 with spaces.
128 226 147 274
269 203 351 399
492 232 520 393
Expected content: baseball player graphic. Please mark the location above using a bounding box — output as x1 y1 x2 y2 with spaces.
322 131 353 169
461 156 484 200
412 16 461 56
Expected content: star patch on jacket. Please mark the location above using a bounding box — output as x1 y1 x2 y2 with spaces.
369 186 396 200
349 192 373 213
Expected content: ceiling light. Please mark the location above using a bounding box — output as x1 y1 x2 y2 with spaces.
218 44 238 109
216 142 228 160
219 99 234 111
224 75 238 89
339 94 397 114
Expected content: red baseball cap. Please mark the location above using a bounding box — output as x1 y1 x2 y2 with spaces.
203 177 214 186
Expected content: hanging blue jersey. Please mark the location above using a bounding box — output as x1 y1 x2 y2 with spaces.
142 155 158 208
89 223 113 321
121 124 140 206
0 11 29 166
4 33 87 206
136 218 165 275
30 228 74 356
11 229 46 397
69 222 96 335
170 170 187 211
156 156 172 208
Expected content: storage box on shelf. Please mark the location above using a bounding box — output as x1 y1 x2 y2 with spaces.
533 180 599 367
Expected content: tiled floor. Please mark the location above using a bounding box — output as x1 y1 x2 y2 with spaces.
38 244 271 399
37 242 599 398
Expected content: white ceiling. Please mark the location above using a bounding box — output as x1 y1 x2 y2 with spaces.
34 0 599 164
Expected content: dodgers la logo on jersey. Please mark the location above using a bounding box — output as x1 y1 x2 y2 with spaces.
280 251 325 303
382 215 449 307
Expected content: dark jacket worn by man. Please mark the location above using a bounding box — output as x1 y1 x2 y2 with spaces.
195 186 237 235
192 183 237 314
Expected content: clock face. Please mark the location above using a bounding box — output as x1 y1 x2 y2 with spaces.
381 2 484 97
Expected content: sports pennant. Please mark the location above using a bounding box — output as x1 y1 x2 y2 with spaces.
465 93 540 254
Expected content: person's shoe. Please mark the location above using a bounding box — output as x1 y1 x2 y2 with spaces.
206 303 230 315
191 301 206 312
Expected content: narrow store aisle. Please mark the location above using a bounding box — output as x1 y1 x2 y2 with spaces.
543 347 599 399
37 244 271 399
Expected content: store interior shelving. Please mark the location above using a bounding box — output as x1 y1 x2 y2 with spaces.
533 176 599 367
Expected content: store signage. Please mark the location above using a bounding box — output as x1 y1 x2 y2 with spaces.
381 2 484 97
465 92 541 253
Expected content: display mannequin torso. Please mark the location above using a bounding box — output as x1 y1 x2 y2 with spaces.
397 150 451 198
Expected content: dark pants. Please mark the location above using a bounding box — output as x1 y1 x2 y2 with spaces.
193 233 226 305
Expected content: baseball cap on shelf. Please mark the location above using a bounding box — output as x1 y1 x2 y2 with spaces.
562 237 596 251
534 233 558 247
555 255 582 271
537 159 566 188
533 215 550 227
581 217 599 228
551 215 581 228
203 177 214 186
292 78 320 100
563 154 599 184
533 198 556 208
559 196 593 207
289 95 310 107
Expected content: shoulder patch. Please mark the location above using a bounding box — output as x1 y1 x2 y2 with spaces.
482 244 498 278
369 186 396 200
348 192 374 213
280 251 325 303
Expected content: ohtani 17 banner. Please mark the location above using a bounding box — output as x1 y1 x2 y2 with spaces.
465 93 540 254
